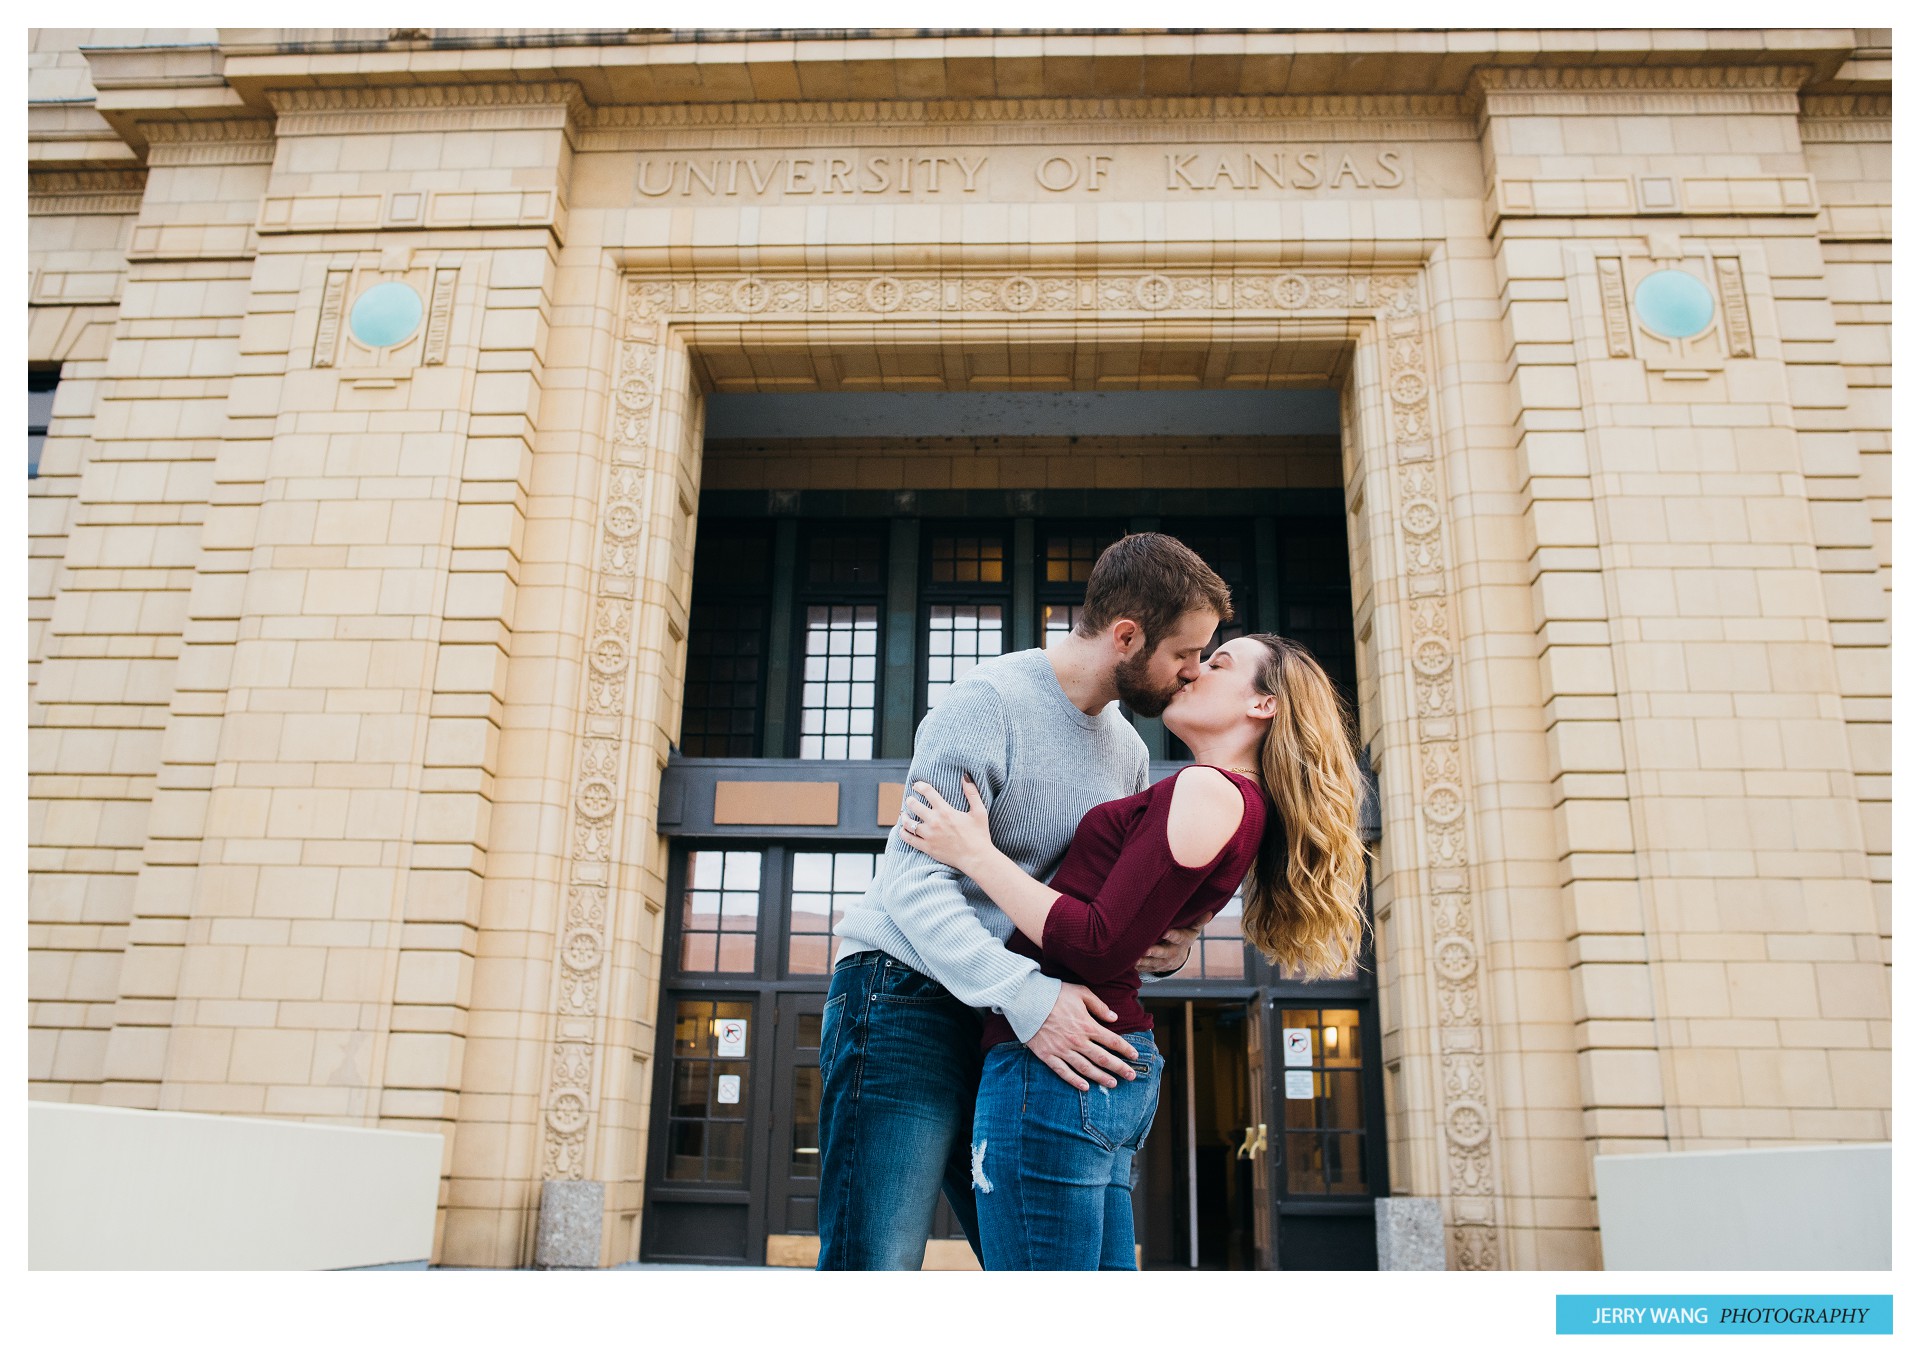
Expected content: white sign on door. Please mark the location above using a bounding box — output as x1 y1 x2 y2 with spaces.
715 1018 747 1058
1282 1028 1314 1067
1284 1069 1315 1100
716 1074 740 1105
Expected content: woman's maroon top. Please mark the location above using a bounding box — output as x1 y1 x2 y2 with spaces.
980 765 1270 1050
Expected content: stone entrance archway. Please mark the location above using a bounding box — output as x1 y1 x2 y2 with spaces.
537 255 1503 1270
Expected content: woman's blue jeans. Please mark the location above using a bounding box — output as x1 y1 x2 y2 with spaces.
971 1030 1164 1270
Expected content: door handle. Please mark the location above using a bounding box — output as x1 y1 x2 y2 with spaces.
1251 1123 1268 1157
1236 1126 1257 1159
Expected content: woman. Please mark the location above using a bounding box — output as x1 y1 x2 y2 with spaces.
898 633 1368 1270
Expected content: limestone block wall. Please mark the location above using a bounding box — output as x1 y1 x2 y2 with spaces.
1473 66 1891 1201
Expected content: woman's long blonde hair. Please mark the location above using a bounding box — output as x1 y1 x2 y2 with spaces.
1238 635 1370 979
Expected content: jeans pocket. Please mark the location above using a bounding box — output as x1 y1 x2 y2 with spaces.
1077 1052 1163 1151
819 993 847 1070
873 962 951 1005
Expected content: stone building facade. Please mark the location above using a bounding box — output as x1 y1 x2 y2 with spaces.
27 29 1891 1271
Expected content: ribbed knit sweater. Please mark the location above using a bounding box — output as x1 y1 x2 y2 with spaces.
834 646 1150 1042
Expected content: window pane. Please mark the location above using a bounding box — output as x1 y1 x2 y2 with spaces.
679 931 718 974
705 1123 746 1184
1284 1128 1325 1194
673 1060 711 1113
788 935 831 977
666 1121 707 1181
1324 1069 1365 1130
1321 1008 1362 1068
674 1001 713 1055
1325 1132 1368 1193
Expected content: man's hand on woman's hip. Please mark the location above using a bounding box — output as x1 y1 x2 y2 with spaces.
1027 984 1141 1091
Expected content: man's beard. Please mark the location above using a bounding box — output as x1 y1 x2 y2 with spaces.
1114 645 1180 718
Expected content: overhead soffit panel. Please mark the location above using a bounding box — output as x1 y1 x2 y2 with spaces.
702 389 1342 439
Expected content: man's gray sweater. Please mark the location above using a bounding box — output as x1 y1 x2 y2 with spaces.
834 646 1150 1043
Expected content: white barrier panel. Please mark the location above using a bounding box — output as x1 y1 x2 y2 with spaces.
29 1102 444 1270
1594 1143 1891 1270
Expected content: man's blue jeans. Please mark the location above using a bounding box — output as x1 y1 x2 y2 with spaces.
971 1030 1164 1270
815 951 985 1270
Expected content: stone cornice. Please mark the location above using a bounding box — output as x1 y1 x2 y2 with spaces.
1801 92 1892 117
136 117 277 167
1471 64 1815 120
263 80 586 113
264 80 587 140
581 93 1478 150
587 93 1473 127
28 168 148 215
1471 64 1816 92
1799 91 1892 141
140 116 275 142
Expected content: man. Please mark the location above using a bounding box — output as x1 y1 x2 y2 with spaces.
817 532 1236 1269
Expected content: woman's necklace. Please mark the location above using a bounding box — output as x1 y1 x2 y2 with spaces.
1215 764 1261 779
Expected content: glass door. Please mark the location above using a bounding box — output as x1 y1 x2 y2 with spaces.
641 992 766 1264
764 991 827 1265
1263 999 1388 1270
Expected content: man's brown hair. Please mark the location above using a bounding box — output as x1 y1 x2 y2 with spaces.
1077 532 1233 649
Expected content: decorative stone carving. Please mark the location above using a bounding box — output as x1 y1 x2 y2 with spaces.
1595 258 1635 358
422 269 458 365
538 317 664 1184
312 271 349 369
1715 257 1755 358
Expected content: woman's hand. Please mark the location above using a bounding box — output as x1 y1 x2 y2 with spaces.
900 775 994 874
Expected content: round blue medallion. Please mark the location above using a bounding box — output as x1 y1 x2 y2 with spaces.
1632 268 1716 340
348 281 425 349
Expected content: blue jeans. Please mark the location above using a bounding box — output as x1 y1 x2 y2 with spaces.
815 951 985 1270
971 1030 1164 1270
